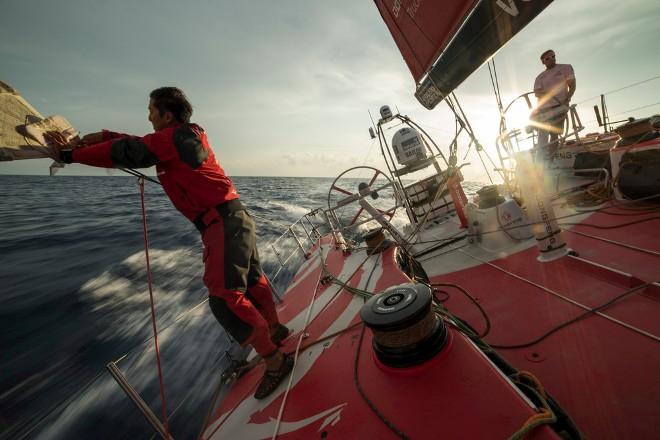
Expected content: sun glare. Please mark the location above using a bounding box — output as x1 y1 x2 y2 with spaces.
504 104 532 131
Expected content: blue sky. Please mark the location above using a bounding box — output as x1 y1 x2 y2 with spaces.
1 0 659 179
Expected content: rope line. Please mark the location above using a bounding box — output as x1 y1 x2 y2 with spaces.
352 256 410 440
138 177 171 438
353 326 410 440
452 244 660 343
272 243 326 439
507 381 557 440
489 282 655 349
431 282 491 338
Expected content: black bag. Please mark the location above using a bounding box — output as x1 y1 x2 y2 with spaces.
573 151 611 177
617 148 660 199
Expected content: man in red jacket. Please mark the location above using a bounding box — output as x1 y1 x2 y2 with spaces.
46 87 292 399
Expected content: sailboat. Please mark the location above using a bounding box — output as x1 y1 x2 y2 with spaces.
190 1 660 439
2 1 658 439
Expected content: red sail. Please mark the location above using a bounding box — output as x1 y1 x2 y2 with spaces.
375 0 555 109
374 0 477 83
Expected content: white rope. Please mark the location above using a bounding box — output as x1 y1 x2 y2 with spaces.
271 243 326 439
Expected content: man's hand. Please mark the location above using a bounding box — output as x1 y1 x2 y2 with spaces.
44 131 74 150
80 131 104 145
44 131 78 163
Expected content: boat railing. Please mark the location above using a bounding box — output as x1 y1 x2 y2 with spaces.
263 208 329 286
496 93 590 191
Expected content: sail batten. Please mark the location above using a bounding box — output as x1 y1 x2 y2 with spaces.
375 0 554 109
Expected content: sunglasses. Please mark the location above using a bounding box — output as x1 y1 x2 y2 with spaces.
543 55 556 61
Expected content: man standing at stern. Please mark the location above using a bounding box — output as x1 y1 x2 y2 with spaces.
46 87 292 399
532 49 576 161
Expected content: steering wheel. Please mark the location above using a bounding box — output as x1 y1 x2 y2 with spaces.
326 166 397 230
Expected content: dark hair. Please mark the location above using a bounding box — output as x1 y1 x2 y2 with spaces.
540 49 554 60
149 87 193 123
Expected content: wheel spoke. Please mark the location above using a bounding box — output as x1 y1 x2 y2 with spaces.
350 207 364 225
331 185 353 196
368 170 381 187
377 208 394 219
328 166 397 230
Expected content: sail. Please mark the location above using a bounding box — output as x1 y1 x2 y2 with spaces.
0 80 77 165
374 0 554 109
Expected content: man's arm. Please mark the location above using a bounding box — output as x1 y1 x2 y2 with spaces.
48 129 175 169
565 65 576 103
71 136 159 168
78 130 129 145
534 75 543 98
567 77 576 103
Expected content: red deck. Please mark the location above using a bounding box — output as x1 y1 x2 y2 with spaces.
429 203 660 439
202 200 659 439
202 237 563 439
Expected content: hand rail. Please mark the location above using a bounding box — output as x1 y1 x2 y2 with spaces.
264 209 329 284
106 362 173 440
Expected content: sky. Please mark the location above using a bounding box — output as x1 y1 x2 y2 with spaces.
1 0 659 180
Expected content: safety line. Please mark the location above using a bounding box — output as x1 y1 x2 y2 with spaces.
575 74 660 105
138 177 171 437
563 228 660 257
452 245 660 343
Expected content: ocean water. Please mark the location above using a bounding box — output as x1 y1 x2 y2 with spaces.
0 174 331 440
0 174 480 439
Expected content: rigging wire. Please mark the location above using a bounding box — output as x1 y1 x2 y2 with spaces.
581 101 660 126
110 298 210 365
120 167 161 185
558 216 660 230
447 92 499 182
575 74 660 105
563 228 660 258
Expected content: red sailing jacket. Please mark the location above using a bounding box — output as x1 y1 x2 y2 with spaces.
70 124 239 221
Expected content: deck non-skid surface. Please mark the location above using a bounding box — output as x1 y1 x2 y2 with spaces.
427 204 660 439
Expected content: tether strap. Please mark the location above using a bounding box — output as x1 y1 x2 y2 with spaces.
193 199 244 233
138 177 171 438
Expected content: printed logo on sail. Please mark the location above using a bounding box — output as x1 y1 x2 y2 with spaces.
392 0 422 18
496 0 533 17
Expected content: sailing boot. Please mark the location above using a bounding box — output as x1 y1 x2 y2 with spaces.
270 323 291 345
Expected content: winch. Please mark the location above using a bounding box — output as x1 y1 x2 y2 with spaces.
360 283 448 368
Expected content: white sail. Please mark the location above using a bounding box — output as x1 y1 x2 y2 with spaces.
0 80 78 165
